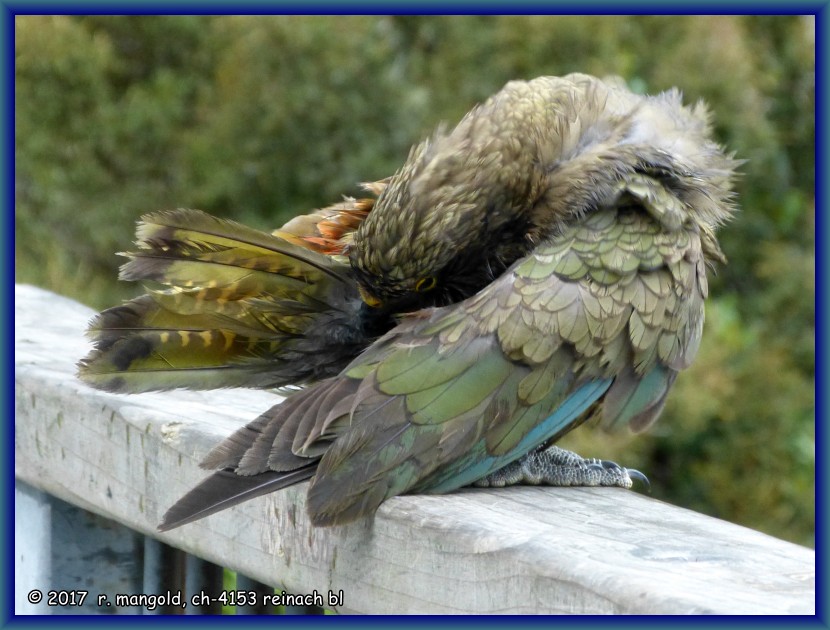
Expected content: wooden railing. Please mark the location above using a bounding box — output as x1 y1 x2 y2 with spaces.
14 284 816 615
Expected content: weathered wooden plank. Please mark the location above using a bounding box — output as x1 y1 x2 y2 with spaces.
14 283 815 614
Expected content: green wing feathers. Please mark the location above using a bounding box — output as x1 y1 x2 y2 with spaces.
438 202 707 449
500 205 706 432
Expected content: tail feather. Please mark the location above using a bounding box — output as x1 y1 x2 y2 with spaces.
157 465 317 532
78 299 308 392
77 205 380 393
125 208 352 288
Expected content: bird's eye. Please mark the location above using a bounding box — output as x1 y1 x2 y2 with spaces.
415 276 437 292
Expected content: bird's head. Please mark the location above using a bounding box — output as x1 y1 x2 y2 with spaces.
348 133 497 310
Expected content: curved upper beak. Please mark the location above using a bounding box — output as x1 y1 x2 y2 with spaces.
358 284 382 308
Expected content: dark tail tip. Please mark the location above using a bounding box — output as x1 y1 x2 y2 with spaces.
158 466 317 532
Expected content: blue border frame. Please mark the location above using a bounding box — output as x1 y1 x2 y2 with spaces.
5 4 825 626
815 4 826 627
1 2 828 13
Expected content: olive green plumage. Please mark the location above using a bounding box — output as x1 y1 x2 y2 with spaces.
77 192 386 392
77 73 739 529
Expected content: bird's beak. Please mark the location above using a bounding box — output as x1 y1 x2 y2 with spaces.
358 285 382 308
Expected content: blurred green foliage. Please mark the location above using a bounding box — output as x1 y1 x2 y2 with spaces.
15 15 815 546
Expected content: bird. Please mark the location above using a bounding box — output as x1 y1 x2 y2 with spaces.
77 73 739 529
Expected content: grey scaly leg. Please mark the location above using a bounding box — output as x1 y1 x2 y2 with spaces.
473 445 649 489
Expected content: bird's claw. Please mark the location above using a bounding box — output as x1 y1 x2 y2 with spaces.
626 468 651 492
587 459 649 490
474 446 651 491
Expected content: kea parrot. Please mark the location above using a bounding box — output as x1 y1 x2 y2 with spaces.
76 74 739 529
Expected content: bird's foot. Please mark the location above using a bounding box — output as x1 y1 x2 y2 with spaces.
473 445 649 490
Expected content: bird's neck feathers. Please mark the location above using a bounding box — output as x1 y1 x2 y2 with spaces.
534 76 740 238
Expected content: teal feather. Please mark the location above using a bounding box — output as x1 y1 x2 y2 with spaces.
420 377 613 493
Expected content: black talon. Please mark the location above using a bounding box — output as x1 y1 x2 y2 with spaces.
627 468 651 492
